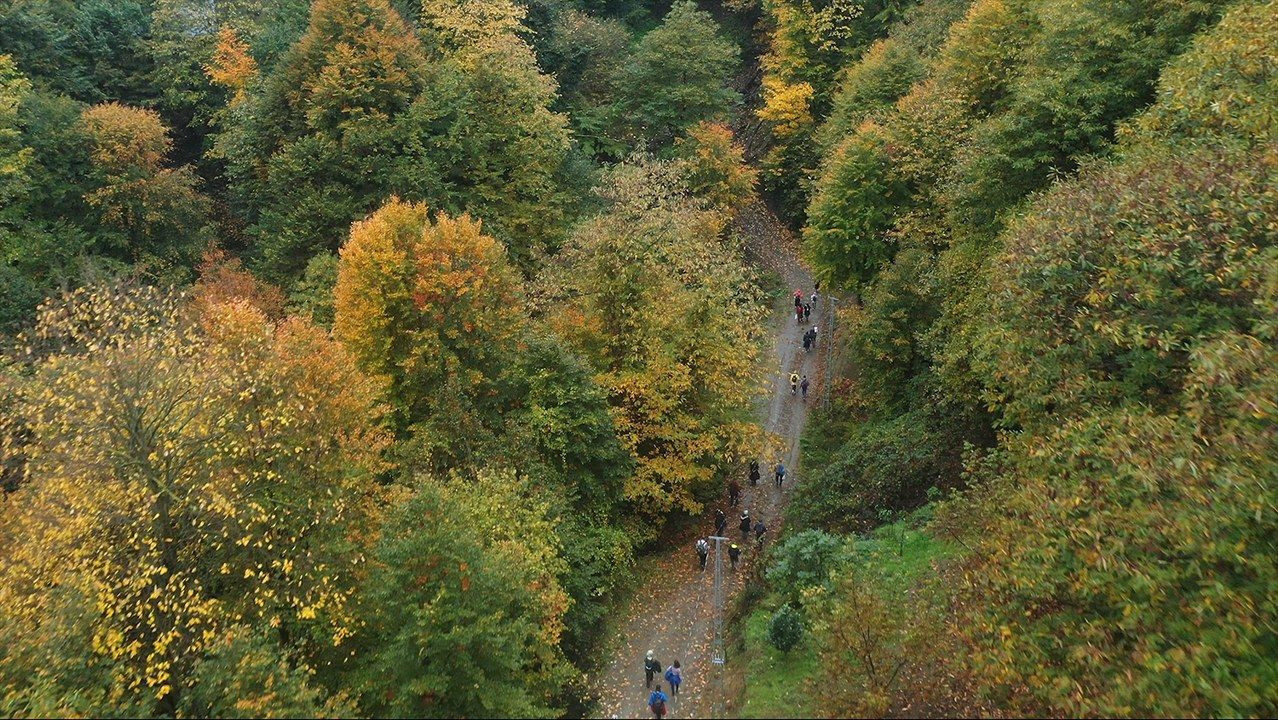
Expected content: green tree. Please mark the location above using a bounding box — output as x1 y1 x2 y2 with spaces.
616 1 740 147
354 470 572 718
0 0 155 104
221 0 570 279
498 335 635 653
804 126 904 291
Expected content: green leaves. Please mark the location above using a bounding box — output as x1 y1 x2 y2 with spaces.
614 1 740 148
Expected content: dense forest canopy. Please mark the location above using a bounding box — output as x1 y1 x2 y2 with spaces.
1 0 1275 717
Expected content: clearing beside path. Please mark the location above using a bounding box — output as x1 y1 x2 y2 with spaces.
591 199 828 719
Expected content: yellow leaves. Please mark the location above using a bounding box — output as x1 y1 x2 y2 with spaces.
81 102 171 175
759 77 814 138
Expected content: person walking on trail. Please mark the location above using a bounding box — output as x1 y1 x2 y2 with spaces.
714 509 727 537
748 460 760 486
728 478 741 507
802 329 812 353
795 304 804 323
812 291 819 306
811 325 819 347
789 372 799 395
644 651 662 689
664 661 683 697
794 290 803 308
696 538 709 571
729 543 741 569
740 510 751 540
649 684 669 718
775 463 786 488
754 519 768 548
801 375 810 400
803 303 811 321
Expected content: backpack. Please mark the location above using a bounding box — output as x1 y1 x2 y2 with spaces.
652 699 667 716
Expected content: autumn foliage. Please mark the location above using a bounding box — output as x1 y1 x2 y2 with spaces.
334 198 524 439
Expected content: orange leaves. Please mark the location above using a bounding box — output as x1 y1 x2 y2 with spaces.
205 28 258 101
333 197 524 434
193 249 288 324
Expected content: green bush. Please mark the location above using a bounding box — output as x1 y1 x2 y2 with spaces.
768 604 805 653
787 408 967 533
765 529 845 603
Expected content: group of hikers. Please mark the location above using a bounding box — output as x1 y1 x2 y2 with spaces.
644 651 681 717
696 457 783 569
793 285 820 397
794 287 818 324
654 458 780 717
641 284 821 718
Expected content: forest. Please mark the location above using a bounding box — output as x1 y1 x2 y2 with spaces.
0 0 1274 717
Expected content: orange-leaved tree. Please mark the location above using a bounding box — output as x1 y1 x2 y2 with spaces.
333 198 524 466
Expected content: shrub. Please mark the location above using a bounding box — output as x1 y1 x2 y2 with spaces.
768 604 805 653
788 408 966 533
765 529 845 603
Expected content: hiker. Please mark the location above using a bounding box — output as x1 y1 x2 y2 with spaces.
754 520 767 548
812 291 818 305
696 538 709 571
664 661 683 697
774 463 786 488
740 510 751 540
789 372 799 395
811 326 819 346
803 303 811 321
796 304 804 323
644 651 662 689
800 375 809 399
802 331 811 352
729 543 741 569
728 477 741 507
748 460 760 486
649 684 669 718
794 290 803 308
714 509 727 537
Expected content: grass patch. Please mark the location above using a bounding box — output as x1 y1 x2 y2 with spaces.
738 599 819 719
848 506 954 588
734 507 955 718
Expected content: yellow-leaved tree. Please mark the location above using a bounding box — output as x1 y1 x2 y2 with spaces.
543 157 766 532
0 284 388 717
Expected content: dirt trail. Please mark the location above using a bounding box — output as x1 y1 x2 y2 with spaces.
591 200 827 718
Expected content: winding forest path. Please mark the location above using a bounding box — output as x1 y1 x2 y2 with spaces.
591 200 828 718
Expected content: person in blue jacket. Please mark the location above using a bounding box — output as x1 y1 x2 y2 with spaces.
664 660 683 697
648 684 669 718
